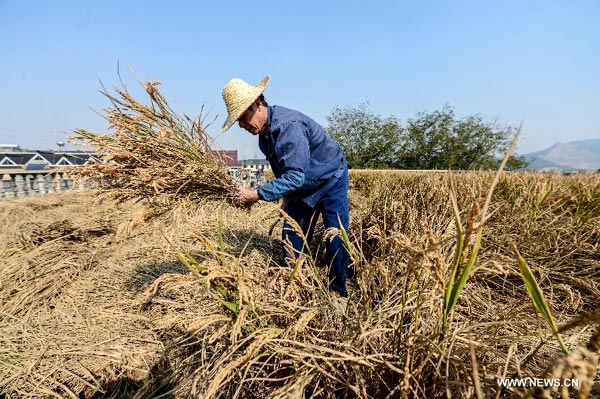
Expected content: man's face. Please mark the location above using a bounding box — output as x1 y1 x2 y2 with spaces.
238 101 267 135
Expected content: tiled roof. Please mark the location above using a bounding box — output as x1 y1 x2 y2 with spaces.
0 151 94 167
212 150 240 167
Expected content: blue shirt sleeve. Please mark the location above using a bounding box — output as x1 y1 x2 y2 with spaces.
257 170 305 201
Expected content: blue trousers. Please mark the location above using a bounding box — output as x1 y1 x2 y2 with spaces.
282 169 350 297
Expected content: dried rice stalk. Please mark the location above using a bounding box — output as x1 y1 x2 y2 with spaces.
70 78 237 209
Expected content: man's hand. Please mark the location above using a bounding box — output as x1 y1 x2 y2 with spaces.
233 187 260 208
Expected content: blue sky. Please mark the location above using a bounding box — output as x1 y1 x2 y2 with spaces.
1 0 598 157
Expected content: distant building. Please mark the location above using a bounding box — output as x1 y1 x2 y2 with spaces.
235 159 270 188
0 149 96 170
240 158 271 172
212 150 240 167
0 144 21 151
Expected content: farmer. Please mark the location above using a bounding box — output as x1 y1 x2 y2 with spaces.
221 76 350 298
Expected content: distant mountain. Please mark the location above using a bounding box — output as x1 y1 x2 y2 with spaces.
523 139 600 171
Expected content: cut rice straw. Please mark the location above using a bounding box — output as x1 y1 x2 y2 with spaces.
69 75 238 211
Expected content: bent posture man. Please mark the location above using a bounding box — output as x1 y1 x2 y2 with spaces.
221 76 350 297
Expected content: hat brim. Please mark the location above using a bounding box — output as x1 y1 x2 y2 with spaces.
221 76 270 133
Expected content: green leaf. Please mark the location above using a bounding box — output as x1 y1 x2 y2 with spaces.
513 243 568 354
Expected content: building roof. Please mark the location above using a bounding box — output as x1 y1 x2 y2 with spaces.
240 158 269 165
212 150 240 167
0 150 95 168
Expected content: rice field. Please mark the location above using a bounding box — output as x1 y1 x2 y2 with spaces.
0 170 598 398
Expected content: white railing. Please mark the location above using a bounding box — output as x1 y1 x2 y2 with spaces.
0 170 85 201
2 167 270 200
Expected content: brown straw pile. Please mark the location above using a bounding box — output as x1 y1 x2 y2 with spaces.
0 171 599 398
70 79 237 208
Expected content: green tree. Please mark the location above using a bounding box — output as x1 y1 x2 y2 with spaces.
399 105 524 170
326 103 402 168
328 103 527 170
503 154 529 171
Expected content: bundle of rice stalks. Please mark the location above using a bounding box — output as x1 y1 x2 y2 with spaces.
70 78 238 209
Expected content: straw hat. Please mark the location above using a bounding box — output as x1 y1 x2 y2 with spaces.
221 76 270 133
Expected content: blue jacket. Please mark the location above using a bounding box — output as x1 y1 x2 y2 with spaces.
257 105 347 208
